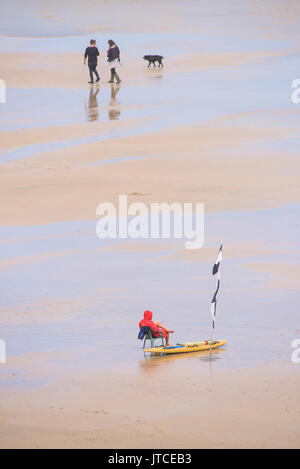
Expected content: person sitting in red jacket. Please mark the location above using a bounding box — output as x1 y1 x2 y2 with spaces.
139 310 174 346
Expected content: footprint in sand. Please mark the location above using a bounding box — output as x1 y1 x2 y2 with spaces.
80 409 110 414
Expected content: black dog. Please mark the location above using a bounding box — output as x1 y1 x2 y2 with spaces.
143 55 164 67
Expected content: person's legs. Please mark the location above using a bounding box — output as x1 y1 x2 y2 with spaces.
114 70 121 84
153 320 173 346
88 64 94 83
93 65 100 82
109 67 121 84
88 64 100 83
165 333 170 346
108 68 115 83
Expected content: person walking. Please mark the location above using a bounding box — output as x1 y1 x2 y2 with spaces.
84 39 100 84
107 40 121 84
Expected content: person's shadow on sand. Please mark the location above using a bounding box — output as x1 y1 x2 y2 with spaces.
85 85 100 121
108 84 121 120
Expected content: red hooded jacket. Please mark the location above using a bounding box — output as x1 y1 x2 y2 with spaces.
139 310 168 338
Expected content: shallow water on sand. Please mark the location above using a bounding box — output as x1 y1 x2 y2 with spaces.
2 51 300 163
2 0 300 168
1 0 300 393
0 205 299 388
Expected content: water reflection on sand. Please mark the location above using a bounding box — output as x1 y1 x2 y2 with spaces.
84 84 121 122
139 347 226 374
109 84 121 120
85 85 100 121
0 205 298 384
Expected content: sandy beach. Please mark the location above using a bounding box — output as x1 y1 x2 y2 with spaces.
1 0 300 449
1 364 299 449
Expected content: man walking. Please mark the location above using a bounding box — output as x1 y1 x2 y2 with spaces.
84 39 100 84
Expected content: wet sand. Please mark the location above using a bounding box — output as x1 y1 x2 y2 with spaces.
1 0 300 449
1 114 300 225
3 48 295 89
0 206 299 448
1 365 299 449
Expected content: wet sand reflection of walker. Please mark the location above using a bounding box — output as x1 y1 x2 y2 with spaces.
84 83 121 121
109 84 121 120
85 85 100 121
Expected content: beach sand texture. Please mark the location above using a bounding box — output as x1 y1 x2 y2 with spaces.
0 0 300 449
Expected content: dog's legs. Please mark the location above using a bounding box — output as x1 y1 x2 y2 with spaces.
148 62 150 67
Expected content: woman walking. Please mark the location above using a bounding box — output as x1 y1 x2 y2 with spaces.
107 40 121 84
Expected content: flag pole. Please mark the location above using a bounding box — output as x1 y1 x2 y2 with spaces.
210 243 223 359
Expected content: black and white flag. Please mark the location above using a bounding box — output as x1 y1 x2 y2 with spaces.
210 243 223 331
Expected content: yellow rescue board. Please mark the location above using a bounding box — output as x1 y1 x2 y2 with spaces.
144 339 227 355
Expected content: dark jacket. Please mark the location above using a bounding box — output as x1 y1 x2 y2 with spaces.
84 46 99 64
138 326 149 340
107 45 120 62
